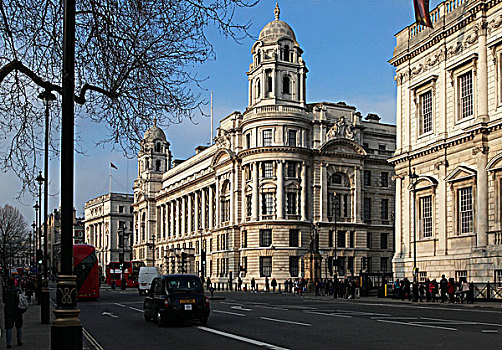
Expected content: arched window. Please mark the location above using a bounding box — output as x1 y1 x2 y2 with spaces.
156 160 161 172
155 142 161 152
257 50 261 64
282 76 290 94
284 45 290 62
146 158 150 170
257 79 261 99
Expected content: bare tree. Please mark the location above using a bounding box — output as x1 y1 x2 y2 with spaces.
0 0 259 195
0 204 29 275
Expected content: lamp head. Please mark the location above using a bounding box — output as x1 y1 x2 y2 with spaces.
37 89 57 105
34 201 40 210
35 171 44 185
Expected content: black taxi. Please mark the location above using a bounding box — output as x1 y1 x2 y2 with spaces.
143 274 210 326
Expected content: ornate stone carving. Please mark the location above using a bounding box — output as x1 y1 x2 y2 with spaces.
447 41 463 59
463 25 479 48
214 128 231 149
326 116 356 141
489 15 502 34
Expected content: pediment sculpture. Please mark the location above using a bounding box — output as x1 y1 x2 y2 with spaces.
214 128 231 149
326 116 356 141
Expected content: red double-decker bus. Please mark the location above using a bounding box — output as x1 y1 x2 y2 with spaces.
106 261 145 288
74 244 100 299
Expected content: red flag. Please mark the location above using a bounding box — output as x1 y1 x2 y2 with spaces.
110 162 118 170
414 0 433 29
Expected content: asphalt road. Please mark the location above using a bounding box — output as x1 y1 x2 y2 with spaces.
79 288 502 350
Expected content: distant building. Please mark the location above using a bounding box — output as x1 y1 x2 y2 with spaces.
84 193 134 268
132 4 396 284
389 0 502 283
47 207 83 271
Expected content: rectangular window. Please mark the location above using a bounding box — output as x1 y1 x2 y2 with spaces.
418 271 427 283
262 193 274 215
495 270 502 287
246 133 251 149
337 230 346 248
259 229 272 247
367 257 372 273
119 205 124 213
459 187 473 234
241 257 247 275
289 229 299 247
330 193 341 218
287 161 297 178
379 144 386 151
286 192 297 215
419 195 433 238
288 129 297 147
242 230 247 248
343 194 349 217
455 270 467 281
381 199 389 220
380 257 388 272
459 71 473 120
419 90 433 134
364 198 371 222
289 256 299 277
381 172 389 188
246 195 252 217
349 231 355 248
364 170 371 186
260 256 272 277
338 257 346 276
367 232 372 248
380 233 388 249
329 230 334 247
262 129 273 146
347 257 354 275
262 162 274 178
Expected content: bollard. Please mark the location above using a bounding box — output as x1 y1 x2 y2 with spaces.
487 281 491 301
245 283 247 291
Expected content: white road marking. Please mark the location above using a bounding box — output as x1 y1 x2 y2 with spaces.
101 311 118 318
198 326 289 350
340 301 501 314
230 305 252 311
256 305 288 311
371 317 418 320
83 327 105 350
288 306 317 310
377 319 457 331
260 317 311 326
213 310 246 317
303 310 352 318
220 301 242 305
336 310 390 316
114 303 126 307
129 307 143 312
419 317 502 328
481 330 498 333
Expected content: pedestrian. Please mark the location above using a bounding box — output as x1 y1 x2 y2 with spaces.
206 277 212 291
440 274 448 303
238 277 242 291
284 279 288 293
447 277 455 303
288 279 293 294
460 278 470 303
3 278 23 348
25 279 33 303
429 279 436 302
418 281 425 302
333 277 339 299
271 278 277 293
265 277 270 292
315 278 320 296
250 277 255 292
393 279 400 299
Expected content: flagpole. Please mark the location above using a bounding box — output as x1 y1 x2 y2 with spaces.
109 164 112 194
210 91 213 144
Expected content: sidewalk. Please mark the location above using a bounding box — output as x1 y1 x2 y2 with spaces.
0 283 51 350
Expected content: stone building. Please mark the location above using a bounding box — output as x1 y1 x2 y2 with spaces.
132 4 396 284
389 0 502 283
84 193 134 268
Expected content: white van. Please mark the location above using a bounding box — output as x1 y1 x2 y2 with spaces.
138 266 161 295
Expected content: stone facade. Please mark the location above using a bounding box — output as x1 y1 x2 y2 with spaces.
83 193 134 269
389 0 502 283
132 4 396 285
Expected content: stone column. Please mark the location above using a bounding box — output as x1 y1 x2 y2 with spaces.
475 148 488 247
321 162 328 222
477 22 489 122
252 162 259 221
215 177 220 228
395 177 403 258
209 187 214 229
277 160 284 219
187 194 192 234
241 165 247 222
182 196 186 236
354 166 362 222
195 191 200 233
230 170 235 225
249 79 252 106
301 161 307 221
271 68 276 96
395 76 402 151
170 201 174 238
201 189 206 231
175 199 180 237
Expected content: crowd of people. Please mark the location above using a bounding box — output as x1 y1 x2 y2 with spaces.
393 275 474 304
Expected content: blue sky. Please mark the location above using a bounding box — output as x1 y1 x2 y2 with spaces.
0 0 442 224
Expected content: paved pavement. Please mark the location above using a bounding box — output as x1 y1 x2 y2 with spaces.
1 284 500 349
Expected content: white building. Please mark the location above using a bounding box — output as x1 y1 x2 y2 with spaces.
389 0 502 283
84 193 134 268
132 4 396 284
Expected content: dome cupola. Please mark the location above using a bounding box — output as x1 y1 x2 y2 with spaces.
258 3 296 44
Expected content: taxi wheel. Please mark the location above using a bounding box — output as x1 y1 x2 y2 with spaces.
156 311 165 327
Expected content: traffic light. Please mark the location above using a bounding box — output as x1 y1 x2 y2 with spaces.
36 249 43 265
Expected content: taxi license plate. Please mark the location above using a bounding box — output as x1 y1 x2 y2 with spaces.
184 304 192 311
179 299 195 304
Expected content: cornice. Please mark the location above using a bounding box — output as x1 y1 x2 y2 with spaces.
238 146 313 159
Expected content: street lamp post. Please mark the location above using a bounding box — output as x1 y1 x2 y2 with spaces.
36 171 50 323
31 222 36 267
409 165 419 302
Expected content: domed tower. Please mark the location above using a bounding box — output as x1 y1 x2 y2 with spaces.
247 2 308 108
138 119 172 176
